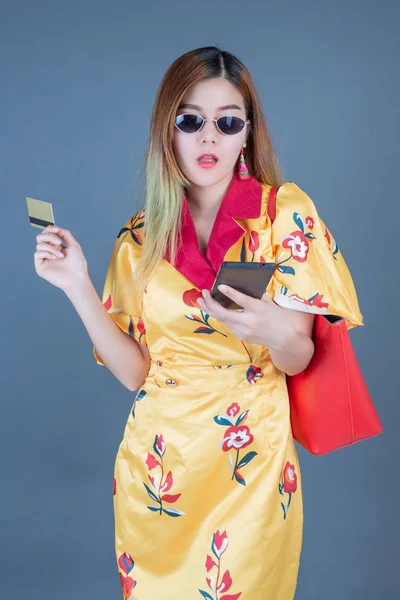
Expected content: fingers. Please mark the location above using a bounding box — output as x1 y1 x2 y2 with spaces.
36 231 64 248
51 226 80 248
36 242 64 259
198 289 233 321
216 285 254 309
34 250 61 262
39 225 80 248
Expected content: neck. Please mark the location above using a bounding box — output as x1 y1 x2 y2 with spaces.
185 170 235 218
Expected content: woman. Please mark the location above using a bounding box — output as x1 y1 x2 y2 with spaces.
34 46 363 599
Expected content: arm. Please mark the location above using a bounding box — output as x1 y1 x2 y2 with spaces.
268 307 315 376
65 276 150 391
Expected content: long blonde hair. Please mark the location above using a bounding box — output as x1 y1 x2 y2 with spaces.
134 46 283 314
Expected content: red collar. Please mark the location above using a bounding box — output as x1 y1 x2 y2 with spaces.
164 171 263 291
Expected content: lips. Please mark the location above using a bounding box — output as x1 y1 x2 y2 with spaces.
197 153 218 162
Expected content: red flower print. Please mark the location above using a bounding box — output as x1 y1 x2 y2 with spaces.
155 434 166 457
249 230 260 253
226 403 240 418
119 573 137 599
309 293 329 309
143 434 185 517
217 569 233 594
323 226 339 259
246 364 264 385
184 288 228 338
260 255 266 263
289 292 329 310
146 453 160 470
148 474 159 491
183 288 203 308
160 471 173 493
214 405 258 486
279 460 298 519
283 461 298 494
282 230 310 262
113 477 116 496
137 317 146 336
206 554 217 572
199 530 242 599
212 530 228 559
118 552 134 575
103 294 112 311
305 216 315 229
275 211 317 274
221 426 254 452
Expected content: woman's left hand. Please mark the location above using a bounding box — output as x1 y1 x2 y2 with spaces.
197 284 295 350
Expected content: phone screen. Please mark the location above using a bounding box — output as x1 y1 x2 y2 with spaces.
210 261 276 310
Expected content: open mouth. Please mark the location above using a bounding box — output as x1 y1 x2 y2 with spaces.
197 154 218 166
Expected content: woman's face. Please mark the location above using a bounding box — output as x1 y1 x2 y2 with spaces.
172 78 249 188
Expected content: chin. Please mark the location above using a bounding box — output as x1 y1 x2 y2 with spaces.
182 165 232 188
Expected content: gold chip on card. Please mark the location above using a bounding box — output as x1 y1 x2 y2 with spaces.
26 197 55 229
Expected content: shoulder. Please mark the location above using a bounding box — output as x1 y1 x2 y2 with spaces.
276 181 319 213
115 207 146 249
265 181 322 230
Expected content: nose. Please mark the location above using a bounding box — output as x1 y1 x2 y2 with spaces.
200 119 217 143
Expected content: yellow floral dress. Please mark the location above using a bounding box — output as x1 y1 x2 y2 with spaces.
93 172 363 600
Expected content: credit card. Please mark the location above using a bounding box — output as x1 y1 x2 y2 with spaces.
26 197 55 229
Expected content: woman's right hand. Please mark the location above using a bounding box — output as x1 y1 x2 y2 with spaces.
34 225 89 292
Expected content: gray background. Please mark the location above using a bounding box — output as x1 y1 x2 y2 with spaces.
1 0 398 598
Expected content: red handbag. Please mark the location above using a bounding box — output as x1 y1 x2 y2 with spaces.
268 185 383 454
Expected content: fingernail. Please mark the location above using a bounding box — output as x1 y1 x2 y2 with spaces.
218 284 227 293
202 289 207 298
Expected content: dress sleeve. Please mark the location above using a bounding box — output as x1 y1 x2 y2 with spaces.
269 182 364 330
93 213 147 366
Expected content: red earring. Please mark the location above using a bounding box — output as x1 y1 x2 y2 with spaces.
238 148 250 180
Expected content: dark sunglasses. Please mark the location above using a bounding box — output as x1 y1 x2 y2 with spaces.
175 113 250 135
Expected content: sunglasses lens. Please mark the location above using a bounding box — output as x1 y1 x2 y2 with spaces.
217 116 246 134
175 114 203 133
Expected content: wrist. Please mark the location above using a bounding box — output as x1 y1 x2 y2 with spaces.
63 274 94 301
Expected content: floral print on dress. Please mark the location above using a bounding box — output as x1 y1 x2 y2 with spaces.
131 388 147 418
199 529 242 600
102 294 147 344
143 434 185 517
116 208 146 251
118 552 137 599
183 288 228 337
275 211 317 275
324 224 339 259
278 285 330 311
239 230 261 263
276 210 339 276
279 460 298 519
240 230 271 264
214 403 258 486
246 364 264 385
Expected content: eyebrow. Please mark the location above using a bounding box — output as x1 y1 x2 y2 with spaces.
178 103 242 111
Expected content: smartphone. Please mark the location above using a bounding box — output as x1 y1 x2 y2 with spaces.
210 261 277 310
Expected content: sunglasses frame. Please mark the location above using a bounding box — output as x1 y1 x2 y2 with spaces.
174 113 251 135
